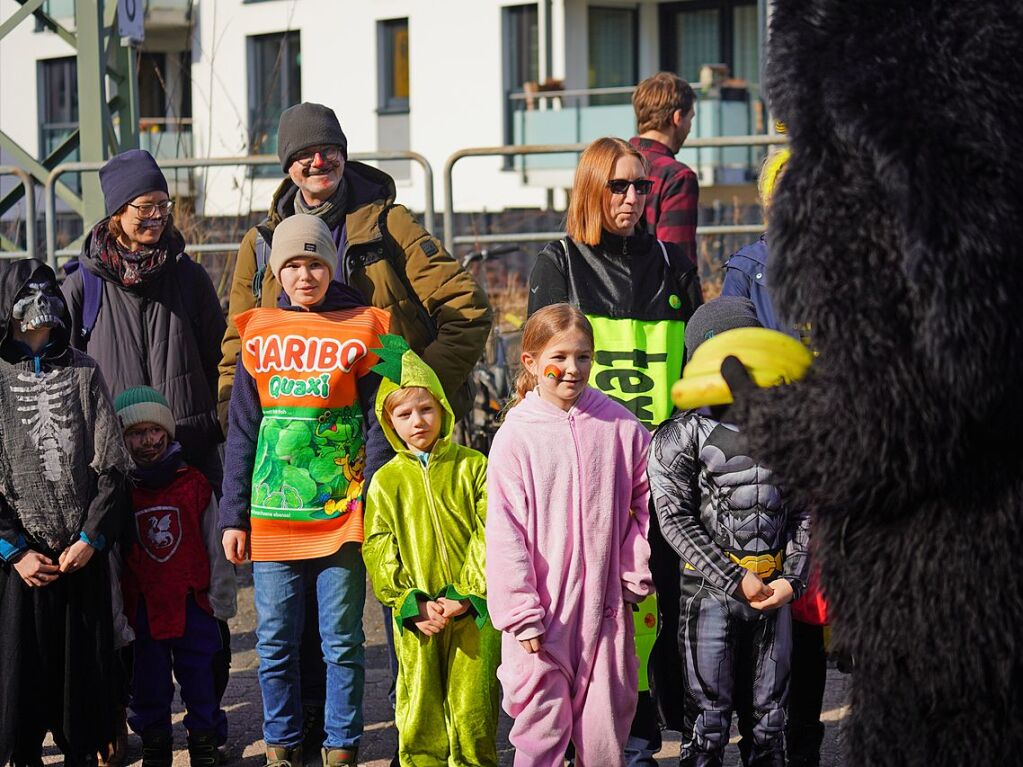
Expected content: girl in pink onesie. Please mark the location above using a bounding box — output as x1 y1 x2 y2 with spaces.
486 304 653 767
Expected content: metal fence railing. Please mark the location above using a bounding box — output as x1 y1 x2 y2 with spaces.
0 165 36 260
6 137 785 271
42 151 436 269
442 134 788 255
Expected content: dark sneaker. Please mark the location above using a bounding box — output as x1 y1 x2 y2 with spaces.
140 730 174 767
187 731 219 767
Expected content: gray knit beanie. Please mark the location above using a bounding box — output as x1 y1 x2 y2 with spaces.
684 297 762 360
269 214 337 281
277 102 348 172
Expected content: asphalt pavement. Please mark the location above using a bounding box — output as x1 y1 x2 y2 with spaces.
42 569 850 766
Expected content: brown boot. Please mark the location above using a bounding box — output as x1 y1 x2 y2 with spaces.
321 748 358 767
265 745 303 767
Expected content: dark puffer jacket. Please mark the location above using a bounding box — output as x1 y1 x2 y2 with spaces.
62 225 226 488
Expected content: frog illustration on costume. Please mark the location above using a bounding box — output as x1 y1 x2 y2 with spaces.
251 405 366 520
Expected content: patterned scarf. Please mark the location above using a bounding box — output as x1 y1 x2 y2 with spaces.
90 222 171 288
293 177 349 231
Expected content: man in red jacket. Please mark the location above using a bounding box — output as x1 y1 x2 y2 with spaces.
629 72 700 266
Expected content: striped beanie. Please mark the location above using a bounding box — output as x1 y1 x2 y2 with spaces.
114 386 176 439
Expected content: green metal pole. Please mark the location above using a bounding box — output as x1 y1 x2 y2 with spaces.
114 41 140 153
75 0 108 226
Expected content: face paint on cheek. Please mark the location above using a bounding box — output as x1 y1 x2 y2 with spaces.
544 365 563 381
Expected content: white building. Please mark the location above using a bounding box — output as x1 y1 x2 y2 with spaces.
1 0 769 232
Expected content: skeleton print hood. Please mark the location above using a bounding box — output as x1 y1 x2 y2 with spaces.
0 259 72 352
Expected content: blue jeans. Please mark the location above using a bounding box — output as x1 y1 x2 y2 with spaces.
253 544 366 749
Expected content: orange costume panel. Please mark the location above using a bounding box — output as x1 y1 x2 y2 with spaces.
234 306 390 561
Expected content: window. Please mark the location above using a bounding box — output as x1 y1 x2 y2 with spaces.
505 4 540 92
38 56 80 190
247 31 301 170
34 0 75 31
588 7 638 105
379 19 409 113
502 3 539 149
138 53 168 121
659 1 759 87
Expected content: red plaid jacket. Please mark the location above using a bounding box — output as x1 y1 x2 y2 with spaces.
630 137 700 265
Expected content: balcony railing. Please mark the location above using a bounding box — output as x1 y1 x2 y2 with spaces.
139 117 193 159
508 84 768 185
33 0 191 30
144 0 193 30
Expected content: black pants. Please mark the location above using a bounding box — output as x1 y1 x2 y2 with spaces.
785 621 826 766
211 619 232 745
648 511 685 731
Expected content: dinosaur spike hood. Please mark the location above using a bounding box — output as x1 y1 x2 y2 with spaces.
372 334 456 452
730 1 1023 764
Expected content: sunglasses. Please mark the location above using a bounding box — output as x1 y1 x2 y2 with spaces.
606 178 653 195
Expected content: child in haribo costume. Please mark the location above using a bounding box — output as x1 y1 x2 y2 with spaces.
219 214 390 767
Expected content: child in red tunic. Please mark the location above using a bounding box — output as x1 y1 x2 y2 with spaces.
115 386 237 767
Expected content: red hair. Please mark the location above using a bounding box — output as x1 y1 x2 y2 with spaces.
566 137 648 246
514 304 594 402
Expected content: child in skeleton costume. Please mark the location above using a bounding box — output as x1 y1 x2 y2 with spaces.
113 386 237 767
363 337 499 767
646 298 811 767
0 258 131 767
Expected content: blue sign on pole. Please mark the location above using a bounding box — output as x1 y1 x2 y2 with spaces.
118 0 144 43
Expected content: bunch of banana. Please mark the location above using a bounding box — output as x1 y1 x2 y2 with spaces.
672 327 812 410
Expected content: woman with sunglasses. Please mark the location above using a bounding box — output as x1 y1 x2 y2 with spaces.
528 136 702 766
61 149 233 763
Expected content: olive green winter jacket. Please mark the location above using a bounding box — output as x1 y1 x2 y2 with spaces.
218 161 492 427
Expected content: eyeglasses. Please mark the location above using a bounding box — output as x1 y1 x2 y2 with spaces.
126 200 174 219
607 178 654 195
292 145 343 166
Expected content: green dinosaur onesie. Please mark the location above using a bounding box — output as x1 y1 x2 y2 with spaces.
363 336 499 767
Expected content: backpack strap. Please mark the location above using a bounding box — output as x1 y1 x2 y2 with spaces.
80 266 103 346
251 234 271 302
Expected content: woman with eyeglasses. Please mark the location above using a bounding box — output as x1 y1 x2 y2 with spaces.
64 150 226 487
61 149 233 762
527 136 702 766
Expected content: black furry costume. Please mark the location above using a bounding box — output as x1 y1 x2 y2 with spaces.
730 2 1023 764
